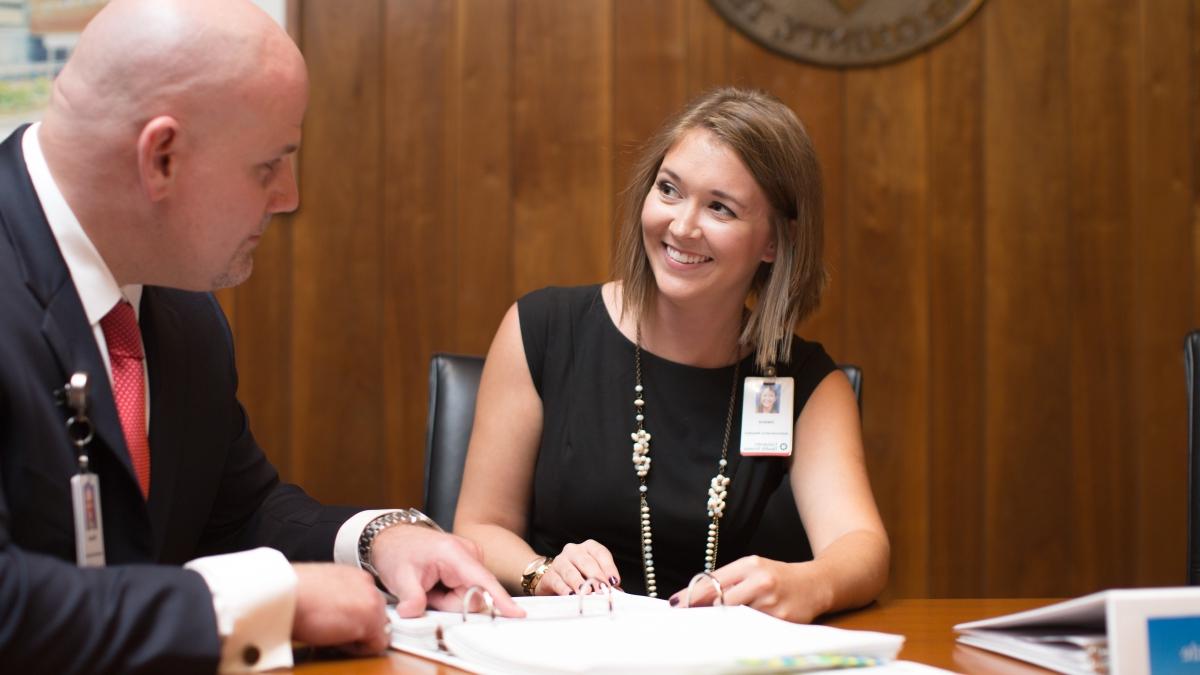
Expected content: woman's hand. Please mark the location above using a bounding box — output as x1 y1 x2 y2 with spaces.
536 540 623 595
668 555 831 624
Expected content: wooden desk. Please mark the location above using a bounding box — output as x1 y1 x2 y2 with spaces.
288 598 1061 674
826 598 1059 673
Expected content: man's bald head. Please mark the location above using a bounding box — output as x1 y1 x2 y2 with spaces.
38 0 308 291
48 0 303 141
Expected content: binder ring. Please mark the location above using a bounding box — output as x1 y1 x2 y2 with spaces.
460 585 497 622
575 577 615 616
685 571 725 608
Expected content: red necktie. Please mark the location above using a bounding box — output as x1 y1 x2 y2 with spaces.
100 301 151 499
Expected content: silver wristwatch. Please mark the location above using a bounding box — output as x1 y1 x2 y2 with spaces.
357 508 444 586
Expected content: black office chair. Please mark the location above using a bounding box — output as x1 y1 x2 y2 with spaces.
422 353 863 550
1186 332 1200 585
423 353 485 530
744 365 862 563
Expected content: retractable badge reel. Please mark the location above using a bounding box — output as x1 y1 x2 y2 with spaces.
64 372 105 567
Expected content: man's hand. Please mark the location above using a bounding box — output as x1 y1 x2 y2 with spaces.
292 563 389 655
370 525 524 619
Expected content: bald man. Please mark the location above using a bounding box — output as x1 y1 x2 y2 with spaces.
0 1 518 673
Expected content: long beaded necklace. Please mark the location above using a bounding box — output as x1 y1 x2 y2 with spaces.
630 324 741 598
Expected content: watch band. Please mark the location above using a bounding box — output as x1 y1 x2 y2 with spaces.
357 508 444 589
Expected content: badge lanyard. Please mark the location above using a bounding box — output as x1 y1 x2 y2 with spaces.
64 372 106 567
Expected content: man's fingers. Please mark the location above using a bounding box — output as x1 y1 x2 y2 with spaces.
389 567 430 618
477 577 523 617
372 527 526 618
428 580 525 618
341 621 392 656
291 563 389 654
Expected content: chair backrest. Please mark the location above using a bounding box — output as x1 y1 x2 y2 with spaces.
423 353 485 530
1186 332 1200 585
421 353 863 548
841 364 863 408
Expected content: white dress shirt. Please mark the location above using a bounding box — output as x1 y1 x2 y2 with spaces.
22 123 394 673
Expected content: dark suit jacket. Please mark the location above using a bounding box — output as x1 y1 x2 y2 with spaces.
0 125 360 673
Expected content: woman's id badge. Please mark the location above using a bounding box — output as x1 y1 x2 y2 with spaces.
739 376 795 456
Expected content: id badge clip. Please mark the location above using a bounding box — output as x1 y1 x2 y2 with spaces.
64 372 105 567
739 367 795 457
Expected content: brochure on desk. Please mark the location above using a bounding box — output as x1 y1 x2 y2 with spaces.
388 594 949 674
954 587 1200 675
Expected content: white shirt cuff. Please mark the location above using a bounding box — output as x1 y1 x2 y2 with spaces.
333 509 401 568
185 547 296 672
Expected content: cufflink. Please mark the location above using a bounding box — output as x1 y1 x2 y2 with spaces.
242 644 260 666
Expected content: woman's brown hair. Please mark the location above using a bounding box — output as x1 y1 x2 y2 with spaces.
612 87 826 371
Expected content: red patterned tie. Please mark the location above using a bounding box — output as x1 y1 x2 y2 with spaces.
100 301 151 499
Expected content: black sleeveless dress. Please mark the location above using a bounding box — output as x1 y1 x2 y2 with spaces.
519 285 835 596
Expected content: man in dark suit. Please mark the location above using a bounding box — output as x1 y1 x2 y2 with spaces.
0 1 519 672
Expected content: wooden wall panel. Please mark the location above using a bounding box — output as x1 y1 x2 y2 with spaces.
982 0 1072 597
382 0 457 505
1195 0 1200 330
228 217 295 478
288 1 385 502
512 0 613 294
1066 0 1137 595
843 58 931 599
684 0 729 96
927 15 984 598
224 0 1199 598
1132 0 1192 586
455 0 515 356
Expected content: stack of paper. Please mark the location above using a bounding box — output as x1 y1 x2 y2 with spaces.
389 594 912 674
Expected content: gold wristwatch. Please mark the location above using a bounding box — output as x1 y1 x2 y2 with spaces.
520 555 554 596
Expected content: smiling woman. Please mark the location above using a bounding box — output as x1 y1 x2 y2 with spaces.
454 88 889 624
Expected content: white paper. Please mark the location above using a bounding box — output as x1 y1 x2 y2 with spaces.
392 597 902 675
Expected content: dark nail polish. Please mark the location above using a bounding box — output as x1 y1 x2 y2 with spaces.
669 596 679 607
569 591 575 596
608 576 619 587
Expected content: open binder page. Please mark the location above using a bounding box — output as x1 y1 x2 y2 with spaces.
389 593 669 652
955 630 1106 675
444 605 902 674
954 588 1200 674
388 593 670 670
391 594 907 674
954 591 1108 675
956 591 1108 631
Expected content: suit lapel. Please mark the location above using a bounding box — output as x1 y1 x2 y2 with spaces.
0 125 141 493
141 287 186 550
41 288 128 468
